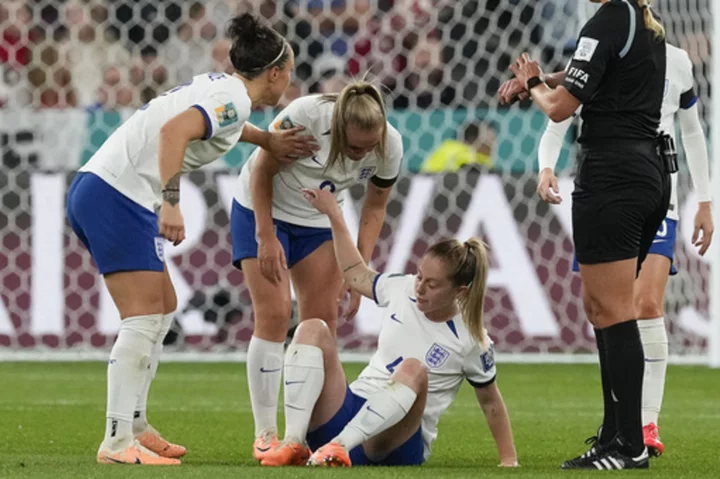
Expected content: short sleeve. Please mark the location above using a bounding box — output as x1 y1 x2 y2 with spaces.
373 273 410 307
372 125 403 182
268 97 315 134
678 51 698 110
463 340 497 388
562 3 627 103
191 92 250 141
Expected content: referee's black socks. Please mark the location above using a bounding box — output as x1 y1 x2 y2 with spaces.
594 329 617 444
602 320 646 456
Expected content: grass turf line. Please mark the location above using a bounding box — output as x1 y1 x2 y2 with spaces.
1 362 718 478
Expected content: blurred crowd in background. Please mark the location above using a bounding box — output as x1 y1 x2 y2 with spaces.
0 0 591 111
0 0 711 113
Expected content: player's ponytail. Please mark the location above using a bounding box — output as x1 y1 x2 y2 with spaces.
637 0 665 40
321 79 388 171
227 13 290 79
426 238 490 345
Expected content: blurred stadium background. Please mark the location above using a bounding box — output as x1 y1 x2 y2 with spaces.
0 0 716 363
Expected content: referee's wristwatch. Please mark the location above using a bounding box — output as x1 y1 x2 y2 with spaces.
526 76 544 91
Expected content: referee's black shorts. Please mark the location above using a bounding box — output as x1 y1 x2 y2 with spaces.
572 139 671 270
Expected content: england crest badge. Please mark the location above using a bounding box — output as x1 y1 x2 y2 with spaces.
425 343 451 369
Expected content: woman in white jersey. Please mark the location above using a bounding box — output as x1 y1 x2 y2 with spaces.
255 188 518 468
535 43 713 458
66 13 317 466
231 82 403 460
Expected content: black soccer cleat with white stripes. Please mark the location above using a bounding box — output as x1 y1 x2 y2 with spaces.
560 429 608 469
561 436 649 470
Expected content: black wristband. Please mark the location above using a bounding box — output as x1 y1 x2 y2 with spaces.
526 76 544 90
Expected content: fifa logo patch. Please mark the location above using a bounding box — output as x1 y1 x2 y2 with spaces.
425 343 451 369
357 166 375 180
573 36 598 62
215 102 238 127
154 237 165 262
276 115 295 130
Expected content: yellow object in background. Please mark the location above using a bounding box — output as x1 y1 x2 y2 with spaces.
421 140 493 173
421 121 496 173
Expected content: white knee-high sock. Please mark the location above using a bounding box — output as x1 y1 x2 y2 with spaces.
283 344 325 443
247 335 285 436
133 312 174 434
638 317 669 426
334 381 417 450
104 314 161 450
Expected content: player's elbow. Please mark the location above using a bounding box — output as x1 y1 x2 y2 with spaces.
159 120 191 146
159 121 175 140
547 88 580 123
547 105 573 123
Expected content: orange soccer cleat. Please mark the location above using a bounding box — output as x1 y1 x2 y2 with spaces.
260 441 311 466
253 429 280 462
135 424 187 458
97 440 181 465
307 442 352 467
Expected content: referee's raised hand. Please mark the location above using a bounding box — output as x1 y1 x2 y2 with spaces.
509 53 543 90
497 78 529 105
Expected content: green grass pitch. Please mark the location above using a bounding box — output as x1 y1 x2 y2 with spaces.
1 362 718 478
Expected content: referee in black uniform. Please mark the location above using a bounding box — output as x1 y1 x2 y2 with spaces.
501 0 671 470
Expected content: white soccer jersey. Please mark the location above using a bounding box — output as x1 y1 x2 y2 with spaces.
350 274 497 461
660 44 697 221
234 94 403 228
81 72 252 212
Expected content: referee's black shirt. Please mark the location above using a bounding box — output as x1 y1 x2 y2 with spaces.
563 0 666 144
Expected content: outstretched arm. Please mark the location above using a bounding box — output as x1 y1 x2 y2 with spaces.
302 188 378 299
475 383 518 467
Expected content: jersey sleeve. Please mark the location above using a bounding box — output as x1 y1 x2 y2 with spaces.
678 50 698 109
371 125 403 186
268 97 316 134
373 273 411 307
463 340 497 388
191 91 251 141
562 3 628 103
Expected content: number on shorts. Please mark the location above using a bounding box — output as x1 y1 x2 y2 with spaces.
385 356 404 373
656 220 668 238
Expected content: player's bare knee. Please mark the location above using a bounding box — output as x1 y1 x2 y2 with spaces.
392 358 428 394
635 294 663 320
582 293 600 326
293 318 333 348
584 289 633 327
119 291 164 318
252 302 293 340
594 303 635 328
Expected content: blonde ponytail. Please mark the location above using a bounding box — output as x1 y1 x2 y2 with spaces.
426 238 490 345
637 0 665 40
458 239 490 345
320 80 388 171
